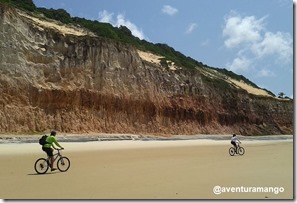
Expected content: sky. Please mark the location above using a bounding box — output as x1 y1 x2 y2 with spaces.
32 0 294 98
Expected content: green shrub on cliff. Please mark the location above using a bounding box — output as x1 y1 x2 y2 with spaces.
0 0 35 11
36 8 72 24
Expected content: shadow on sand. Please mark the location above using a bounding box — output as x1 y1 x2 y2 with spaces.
27 171 59 176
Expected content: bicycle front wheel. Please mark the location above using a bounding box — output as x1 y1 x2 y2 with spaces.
229 147 235 156
34 158 49 174
57 157 70 172
238 147 245 155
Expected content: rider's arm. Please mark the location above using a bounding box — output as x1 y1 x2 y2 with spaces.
52 137 63 149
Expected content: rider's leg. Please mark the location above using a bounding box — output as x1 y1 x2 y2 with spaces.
232 142 237 151
50 155 54 169
49 156 57 171
48 148 56 171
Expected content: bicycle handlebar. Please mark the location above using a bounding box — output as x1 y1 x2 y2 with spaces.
53 148 64 151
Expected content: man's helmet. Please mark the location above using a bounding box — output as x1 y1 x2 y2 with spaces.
50 130 57 136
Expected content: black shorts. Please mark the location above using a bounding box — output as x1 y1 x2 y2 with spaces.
231 141 237 146
42 147 53 157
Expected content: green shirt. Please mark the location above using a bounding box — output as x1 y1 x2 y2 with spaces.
43 135 62 148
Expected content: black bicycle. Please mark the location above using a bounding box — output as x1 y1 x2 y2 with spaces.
34 148 70 174
229 144 245 156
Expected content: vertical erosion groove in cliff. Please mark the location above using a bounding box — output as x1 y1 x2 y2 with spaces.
0 6 293 135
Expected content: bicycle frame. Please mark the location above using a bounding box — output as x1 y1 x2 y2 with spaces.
232 142 241 150
46 149 62 164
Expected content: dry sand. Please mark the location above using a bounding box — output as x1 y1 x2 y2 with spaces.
0 138 293 200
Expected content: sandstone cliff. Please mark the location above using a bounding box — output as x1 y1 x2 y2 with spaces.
0 5 293 135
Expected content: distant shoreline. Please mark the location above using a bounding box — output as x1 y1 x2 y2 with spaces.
0 133 293 144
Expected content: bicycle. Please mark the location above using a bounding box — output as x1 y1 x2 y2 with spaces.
34 148 70 174
229 144 245 156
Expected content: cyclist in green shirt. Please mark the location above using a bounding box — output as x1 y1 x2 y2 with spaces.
42 131 64 171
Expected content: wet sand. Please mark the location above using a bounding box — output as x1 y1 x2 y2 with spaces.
0 139 293 199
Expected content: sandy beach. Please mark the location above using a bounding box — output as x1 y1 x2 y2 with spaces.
0 137 293 200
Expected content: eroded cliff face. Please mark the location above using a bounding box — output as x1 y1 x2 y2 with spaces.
0 6 293 135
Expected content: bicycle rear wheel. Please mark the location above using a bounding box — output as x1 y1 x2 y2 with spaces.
229 147 235 156
238 147 245 155
57 156 70 172
34 158 49 174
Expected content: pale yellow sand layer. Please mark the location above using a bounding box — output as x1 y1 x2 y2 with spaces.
0 139 293 199
137 50 274 97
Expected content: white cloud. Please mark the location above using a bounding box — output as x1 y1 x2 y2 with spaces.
116 14 145 40
98 10 114 23
277 0 292 7
186 23 197 34
98 10 146 40
201 39 210 46
223 12 266 48
251 31 292 63
162 5 178 16
223 11 292 76
227 56 252 72
256 69 275 77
